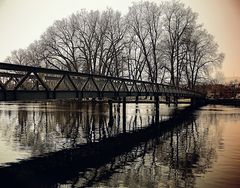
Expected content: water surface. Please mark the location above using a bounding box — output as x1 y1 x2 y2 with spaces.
0 101 240 187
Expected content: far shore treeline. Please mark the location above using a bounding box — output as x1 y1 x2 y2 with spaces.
4 0 224 90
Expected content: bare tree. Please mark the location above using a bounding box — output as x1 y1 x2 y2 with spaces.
97 9 126 77
4 0 224 90
123 34 146 80
25 41 46 67
5 49 28 65
214 71 225 85
162 1 198 86
40 17 80 72
71 9 126 76
184 29 224 89
126 1 164 83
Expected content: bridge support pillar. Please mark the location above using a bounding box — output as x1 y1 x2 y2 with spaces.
122 97 126 133
191 97 196 106
155 96 160 125
166 96 170 107
174 96 178 107
78 95 82 101
36 80 39 91
136 96 139 104
108 99 114 127
191 97 205 107
1 90 6 101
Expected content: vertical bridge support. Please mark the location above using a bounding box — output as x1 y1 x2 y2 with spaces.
155 96 160 125
191 97 196 106
191 97 205 107
108 99 113 126
122 97 126 133
0 62 203 101
174 96 178 106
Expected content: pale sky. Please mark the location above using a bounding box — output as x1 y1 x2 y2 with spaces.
0 0 239 77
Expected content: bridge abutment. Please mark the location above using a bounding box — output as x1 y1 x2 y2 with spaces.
191 97 206 107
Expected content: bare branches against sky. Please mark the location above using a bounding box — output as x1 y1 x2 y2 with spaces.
0 0 239 77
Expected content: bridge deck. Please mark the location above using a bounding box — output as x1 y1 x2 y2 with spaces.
0 62 202 101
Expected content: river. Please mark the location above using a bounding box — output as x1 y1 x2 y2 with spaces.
0 101 239 187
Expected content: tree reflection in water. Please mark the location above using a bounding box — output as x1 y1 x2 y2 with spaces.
0 101 223 188
0 101 157 156
64 112 221 188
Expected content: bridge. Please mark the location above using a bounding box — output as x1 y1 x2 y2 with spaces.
0 62 203 102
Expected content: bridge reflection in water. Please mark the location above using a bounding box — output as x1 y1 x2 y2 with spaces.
0 101 174 156
0 101 222 188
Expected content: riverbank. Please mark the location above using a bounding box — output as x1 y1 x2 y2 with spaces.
207 99 240 106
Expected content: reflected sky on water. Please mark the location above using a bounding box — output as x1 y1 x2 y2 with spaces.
0 101 240 187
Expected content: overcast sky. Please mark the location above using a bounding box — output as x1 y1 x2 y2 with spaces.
0 0 239 77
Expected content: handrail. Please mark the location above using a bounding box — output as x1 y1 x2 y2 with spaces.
0 62 203 97
0 62 169 86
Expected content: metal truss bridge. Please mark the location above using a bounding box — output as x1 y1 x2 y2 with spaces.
0 62 202 101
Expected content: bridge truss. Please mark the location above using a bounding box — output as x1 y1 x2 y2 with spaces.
0 63 202 101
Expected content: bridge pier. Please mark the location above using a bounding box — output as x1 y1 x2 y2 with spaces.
35 80 39 91
166 96 171 107
174 96 178 107
191 97 205 107
191 97 195 106
92 98 96 103
108 99 114 126
155 96 160 125
136 96 139 104
78 94 82 101
122 97 126 133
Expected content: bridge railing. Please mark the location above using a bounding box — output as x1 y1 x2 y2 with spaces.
0 62 202 100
